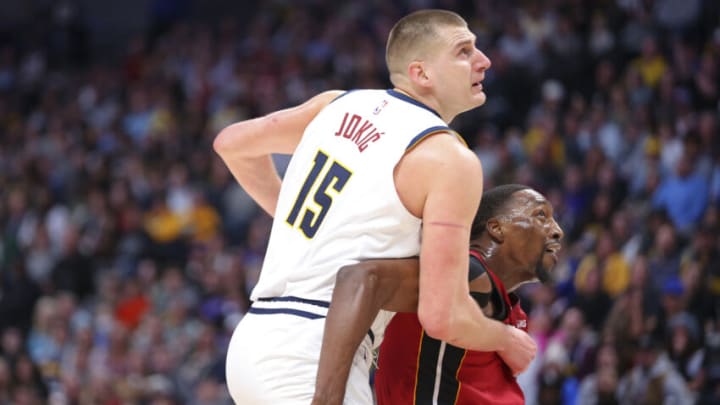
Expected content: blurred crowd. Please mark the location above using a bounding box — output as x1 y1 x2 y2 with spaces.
1 0 719 404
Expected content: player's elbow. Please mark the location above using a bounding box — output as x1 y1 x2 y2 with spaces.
336 263 381 297
213 124 238 157
417 304 454 341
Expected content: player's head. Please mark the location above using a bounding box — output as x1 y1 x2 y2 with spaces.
470 184 563 283
386 9 491 120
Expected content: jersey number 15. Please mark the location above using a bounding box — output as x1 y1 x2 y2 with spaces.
286 150 352 238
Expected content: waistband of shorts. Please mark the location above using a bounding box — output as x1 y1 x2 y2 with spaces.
248 296 375 345
249 296 330 319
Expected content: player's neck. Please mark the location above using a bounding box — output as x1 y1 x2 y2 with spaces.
392 86 455 124
478 247 531 292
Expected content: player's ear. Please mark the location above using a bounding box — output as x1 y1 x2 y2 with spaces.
408 61 431 88
486 218 504 243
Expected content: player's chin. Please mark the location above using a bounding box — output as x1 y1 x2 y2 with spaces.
471 91 487 106
542 252 558 271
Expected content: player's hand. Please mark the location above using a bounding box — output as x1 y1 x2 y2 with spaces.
497 325 537 376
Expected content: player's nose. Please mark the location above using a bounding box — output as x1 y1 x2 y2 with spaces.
548 217 563 241
474 48 491 71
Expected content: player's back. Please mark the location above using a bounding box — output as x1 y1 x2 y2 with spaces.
253 89 453 303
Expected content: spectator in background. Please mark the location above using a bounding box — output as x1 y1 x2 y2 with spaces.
617 334 693 405
632 36 668 89
655 277 691 338
576 343 621 405
0 261 41 335
575 231 631 300
603 255 663 365
571 258 613 332
653 152 710 236
541 306 598 400
694 52 719 111
646 223 684 293
50 226 95 301
666 312 704 389
12 352 48 402
114 277 150 331
710 156 720 208
698 321 720 405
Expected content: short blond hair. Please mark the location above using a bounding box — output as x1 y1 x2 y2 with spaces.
386 9 468 85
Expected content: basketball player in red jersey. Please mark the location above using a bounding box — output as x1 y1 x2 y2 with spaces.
313 184 563 405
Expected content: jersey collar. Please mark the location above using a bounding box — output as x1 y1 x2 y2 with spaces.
386 89 442 119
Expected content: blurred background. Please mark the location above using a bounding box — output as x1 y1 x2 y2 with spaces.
1 0 719 404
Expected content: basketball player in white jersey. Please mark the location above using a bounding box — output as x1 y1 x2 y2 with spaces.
214 9 536 405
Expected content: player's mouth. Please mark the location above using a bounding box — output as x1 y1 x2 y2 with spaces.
471 81 483 90
544 242 562 263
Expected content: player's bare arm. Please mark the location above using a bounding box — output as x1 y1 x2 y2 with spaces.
312 258 418 405
213 90 344 216
312 256 495 405
396 133 523 352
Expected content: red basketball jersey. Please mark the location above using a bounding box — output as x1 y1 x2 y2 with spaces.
374 252 528 405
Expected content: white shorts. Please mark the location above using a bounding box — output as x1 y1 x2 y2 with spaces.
226 297 375 405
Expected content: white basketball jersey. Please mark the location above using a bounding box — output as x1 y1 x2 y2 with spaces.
251 89 459 303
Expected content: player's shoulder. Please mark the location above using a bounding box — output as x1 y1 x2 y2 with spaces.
296 90 350 120
411 133 479 169
315 89 391 110
468 254 487 280
313 89 347 105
